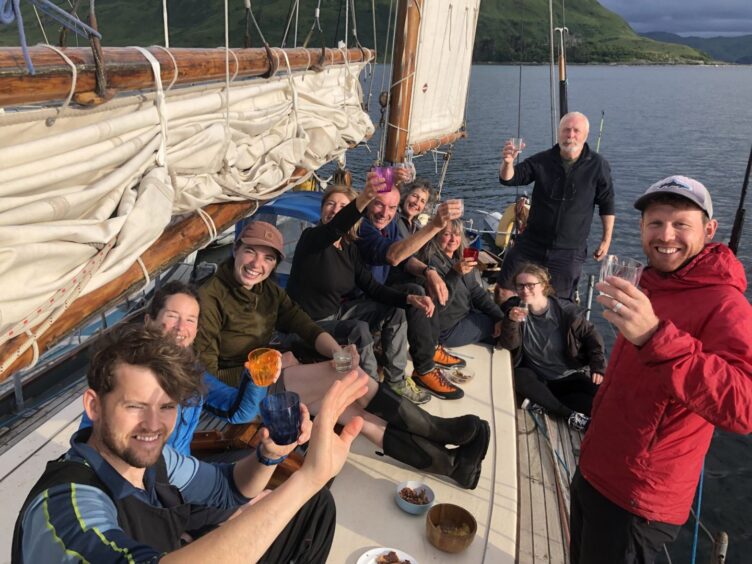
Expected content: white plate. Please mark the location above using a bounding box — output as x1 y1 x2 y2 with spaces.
356 547 418 564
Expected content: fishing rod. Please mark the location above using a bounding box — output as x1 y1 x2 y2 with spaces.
555 27 568 120
728 145 752 256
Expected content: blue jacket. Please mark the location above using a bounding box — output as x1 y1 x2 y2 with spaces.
80 371 267 456
356 218 403 284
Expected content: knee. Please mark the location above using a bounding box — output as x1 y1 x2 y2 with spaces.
347 321 374 347
402 282 425 297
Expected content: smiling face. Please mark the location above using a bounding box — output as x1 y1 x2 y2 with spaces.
640 202 717 273
233 243 278 289
146 293 199 348
86 363 177 471
321 192 352 224
403 187 429 220
558 113 589 159
514 272 548 308
439 225 462 256
367 188 400 230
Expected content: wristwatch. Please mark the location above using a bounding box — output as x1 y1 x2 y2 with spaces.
256 446 288 466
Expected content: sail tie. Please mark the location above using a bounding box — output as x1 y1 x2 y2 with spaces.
135 257 151 293
152 45 179 90
131 46 168 168
37 43 77 126
23 329 39 369
196 208 218 248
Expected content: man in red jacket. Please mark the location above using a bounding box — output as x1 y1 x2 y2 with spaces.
570 176 752 563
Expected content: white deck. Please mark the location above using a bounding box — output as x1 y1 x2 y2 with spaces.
328 345 518 563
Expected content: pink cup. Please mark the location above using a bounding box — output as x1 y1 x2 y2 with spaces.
372 166 395 193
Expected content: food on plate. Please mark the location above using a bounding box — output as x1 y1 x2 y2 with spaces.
375 550 412 564
398 486 429 505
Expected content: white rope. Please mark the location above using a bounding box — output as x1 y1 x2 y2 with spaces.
162 0 170 48
32 5 49 45
135 256 151 293
132 46 168 167
196 208 218 248
38 44 77 124
152 45 179 90
24 329 40 369
223 0 231 154
278 49 300 133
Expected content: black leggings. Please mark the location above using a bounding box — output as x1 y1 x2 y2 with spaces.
513 366 598 417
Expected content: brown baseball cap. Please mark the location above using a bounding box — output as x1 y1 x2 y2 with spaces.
236 221 285 260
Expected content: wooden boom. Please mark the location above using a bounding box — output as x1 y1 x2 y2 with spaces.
0 46 373 106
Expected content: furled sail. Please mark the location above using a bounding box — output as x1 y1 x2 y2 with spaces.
0 52 373 374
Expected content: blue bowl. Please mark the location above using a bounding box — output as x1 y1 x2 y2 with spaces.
395 480 435 515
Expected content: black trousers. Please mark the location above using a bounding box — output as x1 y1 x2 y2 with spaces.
514 366 598 417
570 469 681 564
259 488 336 564
391 282 440 374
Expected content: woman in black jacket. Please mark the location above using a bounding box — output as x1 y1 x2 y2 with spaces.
498 263 606 431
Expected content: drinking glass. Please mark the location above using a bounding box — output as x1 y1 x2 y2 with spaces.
463 247 479 260
510 137 524 152
372 165 395 193
599 255 644 288
260 391 301 445
246 348 281 387
333 348 353 373
446 198 463 218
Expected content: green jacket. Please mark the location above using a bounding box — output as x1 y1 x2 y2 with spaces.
195 259 325 386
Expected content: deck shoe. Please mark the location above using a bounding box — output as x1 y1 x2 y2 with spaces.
382 426 487 490
413 368 464 400
365 384 480 445
456 419 491 490
567 411 590 432
388 377 431 405
433 345 467 368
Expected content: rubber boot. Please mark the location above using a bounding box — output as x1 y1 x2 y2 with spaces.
365 383 480 445
382 422 490 490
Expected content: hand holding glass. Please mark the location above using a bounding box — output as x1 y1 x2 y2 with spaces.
510 138 524 152
333 348 353 373
371 165 395 193
245 348 282 386
260 391 301 445
599 255 644 290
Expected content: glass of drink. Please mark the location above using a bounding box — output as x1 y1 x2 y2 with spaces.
372 165 395 193
510 137 524 152
463 247 479 260
445 198 463 218
245 348 282 387
599 255 644 288
260 391 301 445
518 301 529 322
393 161 415 184
333 348 353 373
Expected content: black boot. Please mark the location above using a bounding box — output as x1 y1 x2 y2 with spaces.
366 383 481 445
382 422 490 490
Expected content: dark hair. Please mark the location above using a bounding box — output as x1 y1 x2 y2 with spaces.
147 281 200 319
639 193 710 224
512 263 556 297
88 324 204 405
399 178 434 212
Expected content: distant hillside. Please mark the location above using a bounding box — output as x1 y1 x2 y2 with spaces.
0 0 710 64
642 32 752 64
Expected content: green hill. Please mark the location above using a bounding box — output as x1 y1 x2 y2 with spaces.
0 0 709 64
642 32 752 64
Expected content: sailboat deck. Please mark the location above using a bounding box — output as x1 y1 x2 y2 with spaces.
0 345 580 563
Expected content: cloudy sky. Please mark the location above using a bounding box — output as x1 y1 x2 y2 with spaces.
598 0 752 37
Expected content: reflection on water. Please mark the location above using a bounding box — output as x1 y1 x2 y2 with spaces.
346 64 752 560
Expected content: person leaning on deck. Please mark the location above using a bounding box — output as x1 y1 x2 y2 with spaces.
570 176 752 563
79 281 267 456
496 111 615 302
497 263 605 432
355 173 468 402
286 175 435 397
12 323 351 564
193 220 491 489
419 219 504 347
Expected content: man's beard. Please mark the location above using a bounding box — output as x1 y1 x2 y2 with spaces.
100 419 167 468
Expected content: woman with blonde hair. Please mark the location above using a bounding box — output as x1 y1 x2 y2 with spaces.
498 263 606 431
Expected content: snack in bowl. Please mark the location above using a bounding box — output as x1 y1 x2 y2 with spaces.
426 503 477 553
395 480 435 515
447 366 475 384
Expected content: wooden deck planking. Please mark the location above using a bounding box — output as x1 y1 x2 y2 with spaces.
516 408 535 563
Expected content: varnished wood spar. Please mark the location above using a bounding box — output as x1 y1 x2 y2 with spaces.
0 170 318 382
0 46 373 107
409 130 466 157
384 0 423 163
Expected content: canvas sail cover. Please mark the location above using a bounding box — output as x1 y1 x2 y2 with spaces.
407 0 479 149
0 61 373 353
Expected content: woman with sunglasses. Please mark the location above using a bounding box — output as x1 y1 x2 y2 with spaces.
498 263 606 431
420 219 503 347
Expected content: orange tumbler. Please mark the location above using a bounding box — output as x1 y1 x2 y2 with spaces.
245 348 282 387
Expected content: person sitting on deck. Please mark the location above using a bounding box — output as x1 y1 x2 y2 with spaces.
79 281 266 456
193 220 491 489
286 176 435 396
12 323 357 564
497 263 606 432
419 219 504 347
355 174 468 402
570 176 752 563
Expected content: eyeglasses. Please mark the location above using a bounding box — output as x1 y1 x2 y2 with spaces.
515 282 541 292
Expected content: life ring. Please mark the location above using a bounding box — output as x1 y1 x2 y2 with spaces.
495 199 529 250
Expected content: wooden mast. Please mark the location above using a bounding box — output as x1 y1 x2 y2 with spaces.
0 46 373 107
383 0 423 164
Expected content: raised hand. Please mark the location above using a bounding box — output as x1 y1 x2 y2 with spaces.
258 402 313 460
453 257 477 275
595 276 660 347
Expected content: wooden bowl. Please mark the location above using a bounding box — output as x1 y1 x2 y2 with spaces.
425 503 477 553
